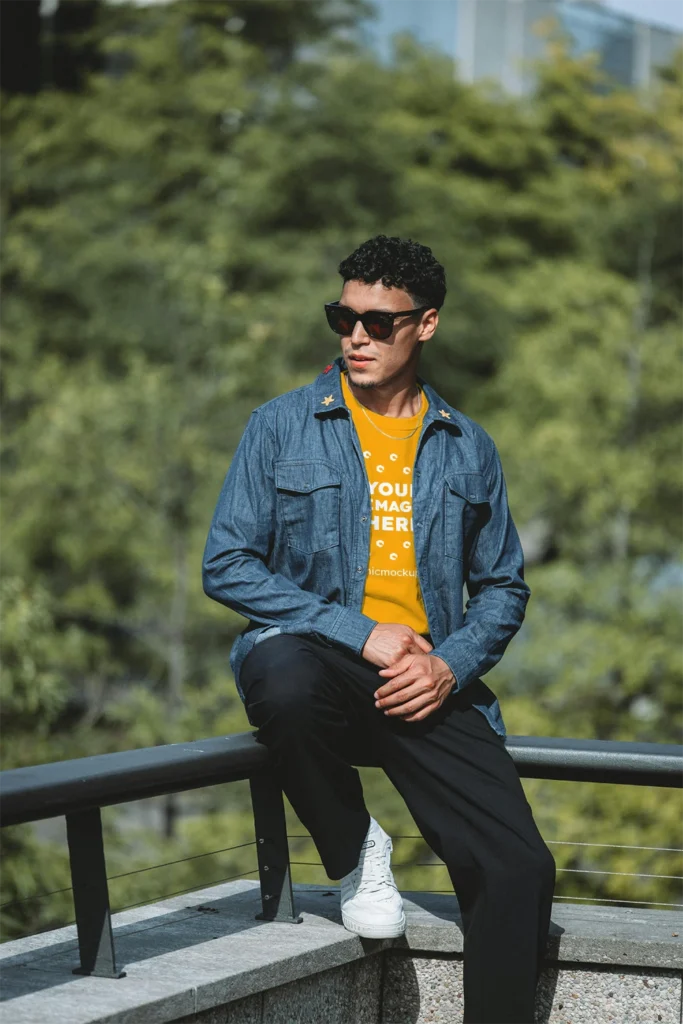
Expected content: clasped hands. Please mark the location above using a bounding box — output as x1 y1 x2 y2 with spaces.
361 623 456 723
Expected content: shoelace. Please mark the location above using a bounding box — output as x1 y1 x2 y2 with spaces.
346 839 399 898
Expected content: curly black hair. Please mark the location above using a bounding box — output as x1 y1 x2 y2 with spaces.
338 234 446 311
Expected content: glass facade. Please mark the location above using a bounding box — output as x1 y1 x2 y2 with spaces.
366 0 458 63
558 2 637 85
360 0 682 93
650 22 681 72
472 0 509 83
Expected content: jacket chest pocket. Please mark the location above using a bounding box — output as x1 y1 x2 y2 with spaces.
444 471 491 563
275 460 341 553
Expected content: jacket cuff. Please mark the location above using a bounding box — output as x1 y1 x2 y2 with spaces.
327 606 378 656
428 636 480 695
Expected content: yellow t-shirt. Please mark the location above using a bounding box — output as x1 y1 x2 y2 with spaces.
340 369 429 634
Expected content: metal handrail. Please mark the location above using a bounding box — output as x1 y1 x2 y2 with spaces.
1 732 681 980
2 733 680 828
0 733 270 827
500 734 683 787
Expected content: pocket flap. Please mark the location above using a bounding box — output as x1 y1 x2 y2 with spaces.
445 471 489 504
275 460 341 494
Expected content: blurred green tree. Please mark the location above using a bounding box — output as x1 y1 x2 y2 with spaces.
0 576 95 937
475 45 683 906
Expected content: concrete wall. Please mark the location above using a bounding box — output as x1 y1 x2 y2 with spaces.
172 954 682 1024
2 880 681 1024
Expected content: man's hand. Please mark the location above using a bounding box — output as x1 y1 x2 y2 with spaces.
361 622 434 669
374 652 456 723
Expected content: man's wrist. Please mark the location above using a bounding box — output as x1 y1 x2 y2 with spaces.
429 653 456 687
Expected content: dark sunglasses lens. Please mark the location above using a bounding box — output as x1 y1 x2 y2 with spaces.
364 315 392 340
326 307 355 335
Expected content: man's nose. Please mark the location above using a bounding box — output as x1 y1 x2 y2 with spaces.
350 319 369 342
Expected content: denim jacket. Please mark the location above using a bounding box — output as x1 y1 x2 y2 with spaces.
202 355 530 738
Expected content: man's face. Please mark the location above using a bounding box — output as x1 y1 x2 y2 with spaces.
338 279 438 390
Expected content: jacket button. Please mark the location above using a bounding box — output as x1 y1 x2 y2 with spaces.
361 516 367 522
356 566 363 572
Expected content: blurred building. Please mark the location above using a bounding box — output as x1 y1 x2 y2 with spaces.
362 0 682 93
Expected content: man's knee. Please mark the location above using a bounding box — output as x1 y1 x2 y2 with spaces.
241 633 328 723
535 845 556 891
486 843 556 894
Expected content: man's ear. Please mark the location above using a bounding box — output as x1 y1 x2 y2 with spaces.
418 310 438 343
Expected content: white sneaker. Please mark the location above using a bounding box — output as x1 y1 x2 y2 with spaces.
340 818 406 938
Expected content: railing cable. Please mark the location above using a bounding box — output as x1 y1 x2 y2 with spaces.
109 840 257 882
288 835 683 853
551 894 683 909
288 860 682 881
421 892 683 909
112 867 261 915
557 868 682 880
5 869 263 942
0 886 72 910
0 840 258 911
548 840 682 853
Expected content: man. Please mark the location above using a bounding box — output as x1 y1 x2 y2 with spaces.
202 234 555 1024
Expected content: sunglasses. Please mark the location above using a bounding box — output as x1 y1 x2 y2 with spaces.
324 301 432 341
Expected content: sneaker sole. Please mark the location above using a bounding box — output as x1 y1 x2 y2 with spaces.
341 909 406 939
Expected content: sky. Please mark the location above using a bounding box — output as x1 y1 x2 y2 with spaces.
602 0 683 32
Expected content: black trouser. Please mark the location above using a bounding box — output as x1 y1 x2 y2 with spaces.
240 633 555 1024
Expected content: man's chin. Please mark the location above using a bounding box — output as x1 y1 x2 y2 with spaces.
347 367 380 389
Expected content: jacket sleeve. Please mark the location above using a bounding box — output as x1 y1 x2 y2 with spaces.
428 436 531 694
202 409 378 655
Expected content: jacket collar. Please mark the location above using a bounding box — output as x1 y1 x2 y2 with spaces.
312 355 461 434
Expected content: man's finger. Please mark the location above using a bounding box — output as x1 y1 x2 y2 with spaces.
382 690 437 716
401 700 442 722
375 663 419 695
376 684 430 708
377 654 411 677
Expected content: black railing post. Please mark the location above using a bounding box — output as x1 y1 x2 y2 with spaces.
249 768 303 924
66 808 126 978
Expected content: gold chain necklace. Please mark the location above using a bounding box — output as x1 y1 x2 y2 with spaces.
346 373 425 440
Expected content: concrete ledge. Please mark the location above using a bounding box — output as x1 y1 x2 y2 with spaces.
1 881 681 1023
